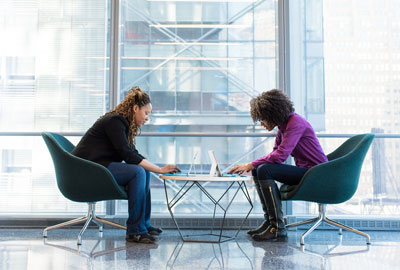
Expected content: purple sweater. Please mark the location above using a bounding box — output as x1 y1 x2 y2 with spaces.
251 113 328 169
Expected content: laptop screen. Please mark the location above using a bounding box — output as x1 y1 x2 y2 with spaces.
164 150 245 177
208 150 222 177
166 151 198 176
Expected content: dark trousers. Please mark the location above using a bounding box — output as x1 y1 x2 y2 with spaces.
252 163 308 226
253 163 308 185
107 162 151 235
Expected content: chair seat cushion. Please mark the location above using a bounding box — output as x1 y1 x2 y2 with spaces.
280 184 297 193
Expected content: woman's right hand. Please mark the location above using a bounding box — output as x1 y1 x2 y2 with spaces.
160 165 181 174
228 163 254 174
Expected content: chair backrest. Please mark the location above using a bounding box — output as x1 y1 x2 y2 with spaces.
42 132 128 202
281 134 375 204
326 134 372 161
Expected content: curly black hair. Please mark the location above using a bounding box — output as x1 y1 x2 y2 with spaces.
250 89 294 126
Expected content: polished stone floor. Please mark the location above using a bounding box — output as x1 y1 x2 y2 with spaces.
0 228 399 270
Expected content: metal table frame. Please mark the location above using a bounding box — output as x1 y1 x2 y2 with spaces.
160 175 253 243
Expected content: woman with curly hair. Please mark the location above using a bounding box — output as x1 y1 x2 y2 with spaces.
72 86 180 243
229 89 327 241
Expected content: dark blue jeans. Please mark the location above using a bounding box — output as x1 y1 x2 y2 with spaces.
107 162 151 235
253 163 308 185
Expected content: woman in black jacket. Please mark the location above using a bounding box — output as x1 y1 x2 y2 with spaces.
73 86 180 243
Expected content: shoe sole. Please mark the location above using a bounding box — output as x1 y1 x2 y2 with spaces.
248 229 286 237
126 236 159 243
248 231 265 236
126 238 158 243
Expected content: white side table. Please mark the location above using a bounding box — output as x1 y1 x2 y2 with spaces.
160 174 253 243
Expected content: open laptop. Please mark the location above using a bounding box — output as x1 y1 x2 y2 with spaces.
165 151 198 176
164 150 245 177
208 150 245 177
208 150 222 177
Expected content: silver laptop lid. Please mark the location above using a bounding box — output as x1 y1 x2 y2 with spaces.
208 150 222 177
187 151 198 175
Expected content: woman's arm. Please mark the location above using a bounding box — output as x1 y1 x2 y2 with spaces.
139 159 180 174
252 119 305 168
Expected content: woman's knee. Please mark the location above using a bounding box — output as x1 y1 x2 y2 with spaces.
134 166 146 180
256 163 274 180
125 166 147 192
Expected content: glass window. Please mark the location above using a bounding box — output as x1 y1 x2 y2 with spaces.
117 0 278 216
4 0 399 222
150 91 175 112
177 92 201 111
0 0 109 215
202 92 228 112
289 0 400 217
306 58 325 114
305 0 323 41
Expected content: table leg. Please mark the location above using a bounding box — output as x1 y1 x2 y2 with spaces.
164 179 253 243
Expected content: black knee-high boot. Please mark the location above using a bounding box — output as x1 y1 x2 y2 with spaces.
252 179 287 241
247 176 270 235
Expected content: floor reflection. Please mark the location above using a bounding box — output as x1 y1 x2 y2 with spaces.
43 238 130 269
251 240 299 269
296 236 370 257
1 229 400 270
166 240 253 270
43 238 131 258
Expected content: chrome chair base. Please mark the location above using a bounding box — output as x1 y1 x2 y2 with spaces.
43 203 126 245
286 204 371 246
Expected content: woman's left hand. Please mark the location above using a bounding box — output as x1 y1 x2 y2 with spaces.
228 163 254 174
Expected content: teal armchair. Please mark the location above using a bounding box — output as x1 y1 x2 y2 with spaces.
42 132 128 245
280 134 375 245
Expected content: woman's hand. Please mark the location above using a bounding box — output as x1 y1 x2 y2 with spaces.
228 163 254 174
160 164 181 174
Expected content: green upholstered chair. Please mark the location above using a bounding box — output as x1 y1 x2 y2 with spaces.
42 132 128 245
280 134 375 245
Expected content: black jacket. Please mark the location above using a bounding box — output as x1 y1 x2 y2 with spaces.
72 114 145 167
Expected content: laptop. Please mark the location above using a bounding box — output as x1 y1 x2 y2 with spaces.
164 151 198 176
208 150 245 177
164 150 245 177
208 150 222 176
